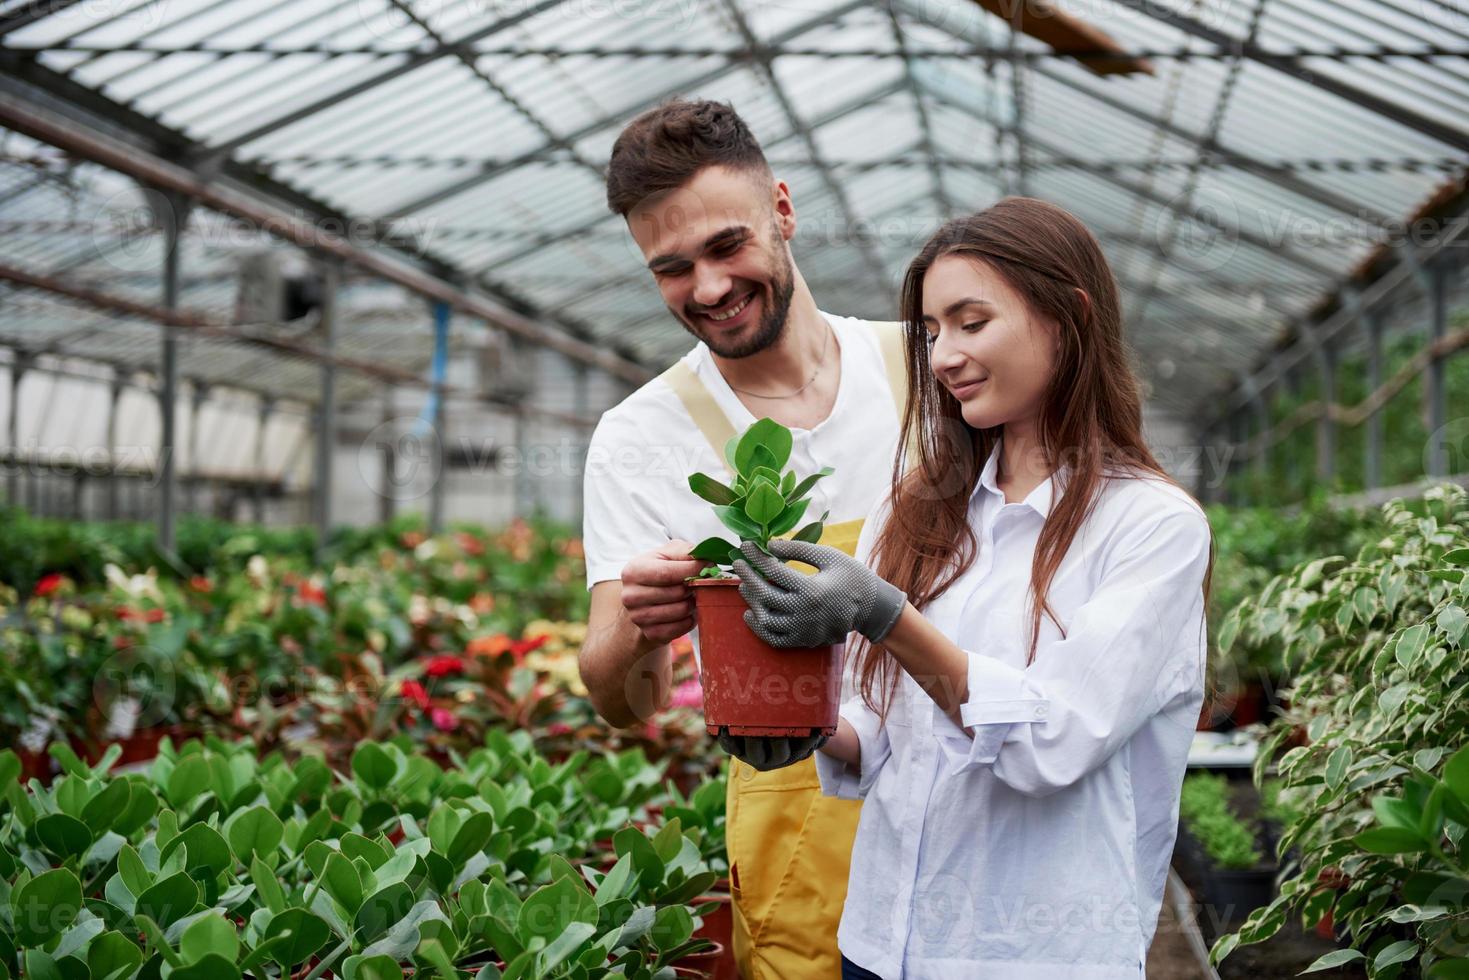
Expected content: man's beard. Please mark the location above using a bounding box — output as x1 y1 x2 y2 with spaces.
678 248 796 359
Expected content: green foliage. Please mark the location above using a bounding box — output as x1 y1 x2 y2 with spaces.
686 419 833 570
0 732 723 980
1179 774 1264 871
1211 485 1469 978
1227 315 1469 506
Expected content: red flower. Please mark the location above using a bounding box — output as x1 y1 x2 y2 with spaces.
510 634 550 661
546 722 573 737
117 607 166 623
430 707 459 731
188 576 213 593
33 573 66 598
456 532 485 556
400 680 431 711
296 582 327 607
424 655 464 677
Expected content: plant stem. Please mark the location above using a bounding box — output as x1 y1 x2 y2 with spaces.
304 939 351 980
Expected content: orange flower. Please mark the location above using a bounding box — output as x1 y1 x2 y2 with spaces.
296 582 327 607
467 634 512 657
456 532 485 556
468 593 496 615
188 576 213 593
510 634 550 662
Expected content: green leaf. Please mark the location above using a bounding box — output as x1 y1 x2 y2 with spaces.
792 517 826 544
323 852 365 916
180 913 239 964
262 909 330 969
352 744 398 791
1439 604 1468 644
768 497 811 539
14 869 83 946
162 824 231 877
1301 948 1365 972
87 931 145 980
743 482 785 526
723 434 740 473
517 877 596 944
688 473 738 506
134 872 199 928
165 757 211 808
0 749 19 788
80 780 132 835
1396 623 1430 668
540 921 597 974
734 419 792 476
169 954 240 980
226 806 284 862
1428 960 1469 979
250 856 286 915
1445 744 1469 808
1374 940 1419 969
785 467 834 503
347 954 403 980
1353 827 1426 854
689 536 738 564
37 813 94 860
447 812 495 867
1325 745 1352 790
712 504 762 540
1442 548 1469 565
355 883 414 942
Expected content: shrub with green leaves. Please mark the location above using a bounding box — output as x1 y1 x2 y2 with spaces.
1211 485 1469 978
1179 774 1264 871
0 731 723 980
685 418 832 575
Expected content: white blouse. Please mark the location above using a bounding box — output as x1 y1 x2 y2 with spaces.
816 442 1210 980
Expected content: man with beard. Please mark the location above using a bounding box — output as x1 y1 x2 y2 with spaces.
578 99 908 979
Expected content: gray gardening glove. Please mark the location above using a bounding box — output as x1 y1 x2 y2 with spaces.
715 729 829 772
731 538 906 649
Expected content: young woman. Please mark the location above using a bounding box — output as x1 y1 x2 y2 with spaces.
731 197 1213 979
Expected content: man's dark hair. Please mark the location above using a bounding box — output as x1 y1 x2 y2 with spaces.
605 99 771 217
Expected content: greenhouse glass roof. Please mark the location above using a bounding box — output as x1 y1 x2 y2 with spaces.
1 0 1467 420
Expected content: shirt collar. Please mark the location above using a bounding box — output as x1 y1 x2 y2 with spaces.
972 439 1061 518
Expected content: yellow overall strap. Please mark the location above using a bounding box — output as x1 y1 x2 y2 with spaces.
661 360 737 479
873 319 907 425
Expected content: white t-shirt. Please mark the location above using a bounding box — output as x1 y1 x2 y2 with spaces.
583 310 903 588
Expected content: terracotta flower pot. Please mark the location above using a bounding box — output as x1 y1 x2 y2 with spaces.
689 577 840 738
671 940 725 978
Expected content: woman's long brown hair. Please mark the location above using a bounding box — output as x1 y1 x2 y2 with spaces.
855 196 1214 720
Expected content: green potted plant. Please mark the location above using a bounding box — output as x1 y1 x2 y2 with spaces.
684 418 841 741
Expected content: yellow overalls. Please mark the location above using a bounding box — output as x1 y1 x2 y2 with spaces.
660 321 909 979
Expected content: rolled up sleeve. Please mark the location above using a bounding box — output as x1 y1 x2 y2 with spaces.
935 509 1211 795
816 698 890 800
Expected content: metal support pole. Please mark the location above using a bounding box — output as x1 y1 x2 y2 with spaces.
572 356 588 522
254 397 273 524
106 368 124 520
187 382 207 516
1316 344 1337 485
378 386 396 525
314 261 340 560
153 189 190 554
1427 260 1448 478
428 395 446 535
6 354 30 506
1365 310 1384 491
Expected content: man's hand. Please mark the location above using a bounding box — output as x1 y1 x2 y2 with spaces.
619 539 709 646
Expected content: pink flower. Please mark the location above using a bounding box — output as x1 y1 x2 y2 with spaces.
546 722 573 737
670 679 703 709
430 707 459 731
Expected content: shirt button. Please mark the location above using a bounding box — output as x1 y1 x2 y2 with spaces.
1034 705 1048 719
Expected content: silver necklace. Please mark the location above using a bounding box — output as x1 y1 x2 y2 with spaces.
725 325 833 399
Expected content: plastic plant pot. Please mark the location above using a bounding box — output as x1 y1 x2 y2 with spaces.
689 577 840 738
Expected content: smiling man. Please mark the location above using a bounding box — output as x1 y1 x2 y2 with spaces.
577 99 910 978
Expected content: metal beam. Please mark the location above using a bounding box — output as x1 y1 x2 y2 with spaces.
1428 260 1448 477
314 260 338 558
0 95 650 386
209 0 568 156
465 74 910 278
921 84 1341 280
885 1 951 215
381 0 872 220
0 0 86 36
1106 0 1469 153
1212 200 1469 421
156 190 186 554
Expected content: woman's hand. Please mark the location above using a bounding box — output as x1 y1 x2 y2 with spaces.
731 539 906 648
